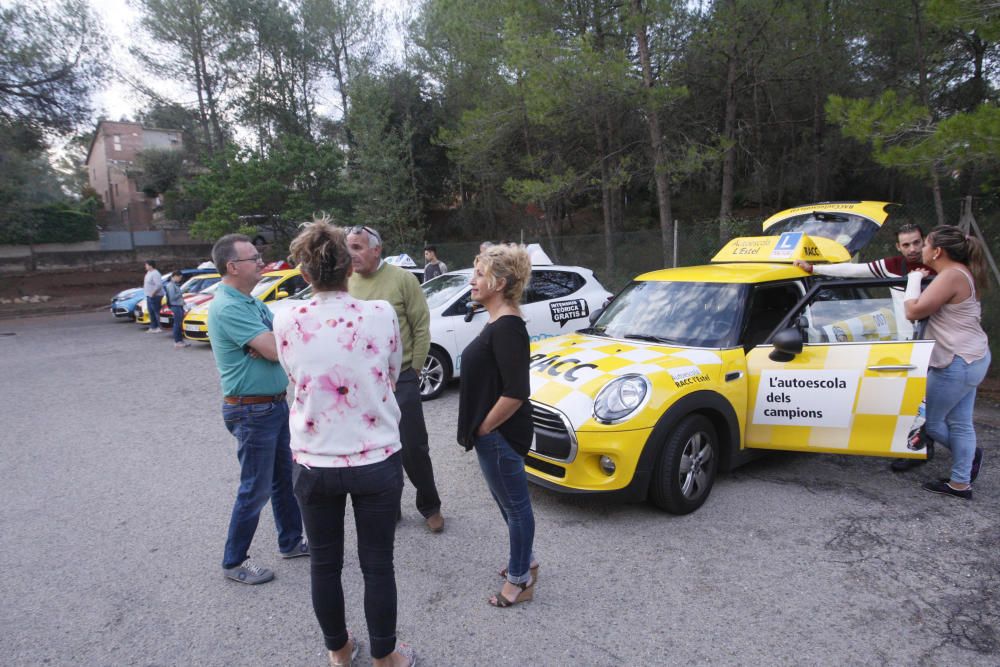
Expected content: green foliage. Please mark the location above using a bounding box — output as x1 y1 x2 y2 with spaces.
828 93 1000 185
345 68 444 249
132 149 187 198
0 203 98 245
186 137 350 245
0 0 106 133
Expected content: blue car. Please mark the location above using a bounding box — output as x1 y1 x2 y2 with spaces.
110 267 215 320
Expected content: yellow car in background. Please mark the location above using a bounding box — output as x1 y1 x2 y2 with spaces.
182 268 307 342
525 201 931 514
135 273 221 327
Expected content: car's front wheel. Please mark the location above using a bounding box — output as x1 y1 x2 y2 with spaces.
419 347 451 401
649 414 718 514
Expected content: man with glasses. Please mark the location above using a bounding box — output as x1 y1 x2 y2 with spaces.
347 225 446 533
208 233 308 585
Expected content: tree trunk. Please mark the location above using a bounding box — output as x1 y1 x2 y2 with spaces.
632 0 674 267
593 112 615 274
912 0 944 226
719 55 738 241
931 166 945 226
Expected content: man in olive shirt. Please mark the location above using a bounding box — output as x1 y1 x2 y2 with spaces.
347 225 445 533
208 234 307 585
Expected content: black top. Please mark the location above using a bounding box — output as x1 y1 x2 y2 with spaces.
456 315 534 455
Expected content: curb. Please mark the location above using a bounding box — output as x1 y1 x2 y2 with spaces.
0 302 109 321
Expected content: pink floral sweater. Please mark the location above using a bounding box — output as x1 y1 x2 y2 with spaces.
274 290 403 468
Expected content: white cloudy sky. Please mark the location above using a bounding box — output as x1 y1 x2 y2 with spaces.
89 0 410 121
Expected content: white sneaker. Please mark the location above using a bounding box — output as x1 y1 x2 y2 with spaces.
174 341 191 349
145 328 160 333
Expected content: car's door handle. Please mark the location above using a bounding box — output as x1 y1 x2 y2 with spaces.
867 365 917 372
725 371 744 382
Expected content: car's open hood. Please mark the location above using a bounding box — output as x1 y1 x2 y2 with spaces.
529 333 729 431
761 201 894 256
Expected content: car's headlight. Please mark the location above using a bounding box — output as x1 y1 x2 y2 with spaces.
593 374 650 424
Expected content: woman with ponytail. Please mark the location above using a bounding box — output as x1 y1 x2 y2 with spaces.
274 216 416 666
904 225 991 500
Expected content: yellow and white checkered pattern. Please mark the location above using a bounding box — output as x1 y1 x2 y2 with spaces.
529 334 728 431
745 340 933 457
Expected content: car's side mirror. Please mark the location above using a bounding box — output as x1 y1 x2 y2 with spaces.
589 295 614 325
276 290 289 300
464 302 484 323
769 326 803 362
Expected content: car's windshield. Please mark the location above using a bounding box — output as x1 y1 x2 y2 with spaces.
251 275 281 298
182 275 220 294
766 213 880 255
593 281 746 348
422 273 470 310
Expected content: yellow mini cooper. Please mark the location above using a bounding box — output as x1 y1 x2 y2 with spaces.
526 201 932 514
182 268 307 342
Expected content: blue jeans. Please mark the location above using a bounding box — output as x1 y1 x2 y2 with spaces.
146 296 161 329
221 400 302 568
925 352 991 484
474 431 535 585
171 305 184 343
294 454 403 659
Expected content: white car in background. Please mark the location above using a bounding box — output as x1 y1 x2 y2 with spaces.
419 264 612 399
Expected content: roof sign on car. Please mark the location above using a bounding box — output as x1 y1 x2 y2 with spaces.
711 233 851 264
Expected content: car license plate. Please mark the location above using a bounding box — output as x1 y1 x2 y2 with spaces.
184 325 200 332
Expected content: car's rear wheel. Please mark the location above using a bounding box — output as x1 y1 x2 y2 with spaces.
420 347 451 401
649 414 718 514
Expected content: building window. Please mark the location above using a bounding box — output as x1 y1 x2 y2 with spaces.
113 135 122 151
114 183 119 196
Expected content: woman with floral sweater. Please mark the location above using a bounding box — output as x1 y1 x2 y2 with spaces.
274 218 415 667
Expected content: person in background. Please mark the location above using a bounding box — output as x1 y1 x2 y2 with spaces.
163 271 189 348
276 219 416 667
208 234 308 585
422 245 448 281
347 225 445 534
794 223 932 281
457 244 538 608
903 226 990 500
795 223 937 472
143 260 164 333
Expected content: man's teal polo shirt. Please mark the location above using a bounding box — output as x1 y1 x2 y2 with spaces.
207 283 288 397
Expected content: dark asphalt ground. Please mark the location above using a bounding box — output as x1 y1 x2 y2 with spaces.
1 310 998 666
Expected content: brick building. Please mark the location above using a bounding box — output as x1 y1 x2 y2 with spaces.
84 121 183 233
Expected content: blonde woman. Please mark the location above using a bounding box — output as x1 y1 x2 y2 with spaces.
274 218 416 666
456 244 538 607
904 225 991 500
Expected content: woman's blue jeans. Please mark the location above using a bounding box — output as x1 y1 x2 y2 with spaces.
474 431 535 585
925 352 991 484
294 454 403 660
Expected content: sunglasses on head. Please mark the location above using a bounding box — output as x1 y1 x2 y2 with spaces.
349 225 381 244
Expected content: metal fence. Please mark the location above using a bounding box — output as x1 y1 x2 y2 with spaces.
99 231 166 251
